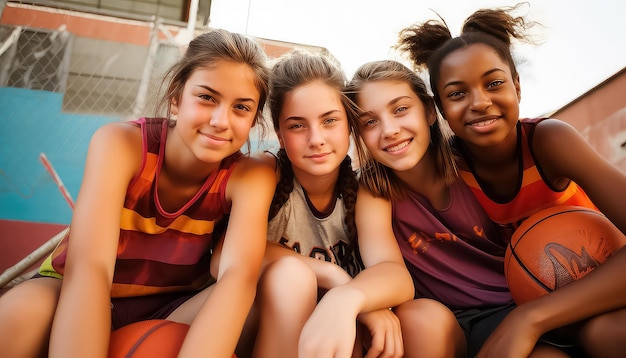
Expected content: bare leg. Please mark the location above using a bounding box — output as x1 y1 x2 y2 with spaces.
0 277 62 357
580 308 626 358
253 256 317 358
394 298 466 358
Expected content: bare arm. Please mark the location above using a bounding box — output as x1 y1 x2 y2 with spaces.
299 186 414 358
478 119 626 357
178 158 275 358
49 123 141 357
533 118 626 233
319 186 414 313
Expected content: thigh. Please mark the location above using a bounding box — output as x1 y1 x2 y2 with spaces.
164 285 215 325
0 276 62 318
0 276 62 357
396 298 466 358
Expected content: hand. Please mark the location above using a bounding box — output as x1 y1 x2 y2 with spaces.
298 290 359 358
476 306 542 358
358 309 403 358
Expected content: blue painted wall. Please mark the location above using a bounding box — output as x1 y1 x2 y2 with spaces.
0 87 118 225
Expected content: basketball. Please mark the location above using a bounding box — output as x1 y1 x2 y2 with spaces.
504 206 626 305
108 320 189 358
108 319 238 357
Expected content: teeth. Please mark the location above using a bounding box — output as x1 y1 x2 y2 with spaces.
471 118 497 127
385 140 409 152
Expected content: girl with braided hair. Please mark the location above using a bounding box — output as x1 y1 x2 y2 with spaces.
396 3 626 357
214 50 413 358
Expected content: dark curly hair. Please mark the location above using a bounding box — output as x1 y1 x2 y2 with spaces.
396 2 539 111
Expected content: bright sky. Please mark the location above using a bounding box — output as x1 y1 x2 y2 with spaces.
209 0 626 118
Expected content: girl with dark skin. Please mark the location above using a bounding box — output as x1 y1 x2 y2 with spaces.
397 4 626 357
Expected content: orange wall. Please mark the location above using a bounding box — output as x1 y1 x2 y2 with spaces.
1 5 156 46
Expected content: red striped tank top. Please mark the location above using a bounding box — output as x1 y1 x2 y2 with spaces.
39 118 241 297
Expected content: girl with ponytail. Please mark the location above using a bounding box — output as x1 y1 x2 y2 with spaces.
397 3 626 357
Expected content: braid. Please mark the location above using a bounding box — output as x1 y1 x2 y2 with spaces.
268 148 294 220
336 155 360 271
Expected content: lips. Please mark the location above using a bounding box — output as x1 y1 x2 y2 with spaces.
306 152 330 159
200 132 230 142
384 139 412 152
466 116 499 127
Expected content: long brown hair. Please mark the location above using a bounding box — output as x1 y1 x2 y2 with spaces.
346 60 457 201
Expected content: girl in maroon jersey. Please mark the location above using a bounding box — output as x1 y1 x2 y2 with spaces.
347 59 511 358
0 29 275 357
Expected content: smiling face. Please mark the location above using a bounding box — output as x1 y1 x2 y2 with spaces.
277 79 350 180
171 60 260 163
355 79 434 173
437 43 521 148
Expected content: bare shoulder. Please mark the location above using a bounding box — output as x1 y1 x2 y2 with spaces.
531 118 590 164
87 121 143 176
228 155 276 191
254 151 279 170
532 118 581 142
90 121 142 149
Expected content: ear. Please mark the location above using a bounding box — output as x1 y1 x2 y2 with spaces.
170 99 178 115
514 74 521 103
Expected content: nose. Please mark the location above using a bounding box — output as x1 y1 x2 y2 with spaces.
470 89 492 112
381 115 400 138
308 125 326 147
209 105 229 130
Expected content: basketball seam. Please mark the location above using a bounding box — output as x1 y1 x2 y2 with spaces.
125 320 173 358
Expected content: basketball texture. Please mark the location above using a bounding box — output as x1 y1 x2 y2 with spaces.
504 206 626 305
108 320 189 358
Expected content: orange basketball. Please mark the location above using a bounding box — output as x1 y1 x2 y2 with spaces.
504 206 626 305
108 320 189 358
108 320 238 358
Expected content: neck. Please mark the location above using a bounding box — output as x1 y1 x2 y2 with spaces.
293 167 339 213
395 147 450 210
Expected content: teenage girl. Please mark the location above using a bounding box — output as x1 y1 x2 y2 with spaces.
220 51 413 358
347 59 514 358
397 4 626 357
0 29 275 357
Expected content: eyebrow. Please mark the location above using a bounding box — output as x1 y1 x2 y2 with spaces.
197 85 258 104
284 109 342 122
442 68 505 90
358 96 410 119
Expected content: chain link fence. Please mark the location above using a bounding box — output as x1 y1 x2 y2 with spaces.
0 2 226 227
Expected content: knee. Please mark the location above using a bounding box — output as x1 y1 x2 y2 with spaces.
395 298 457 333
258 256 317 304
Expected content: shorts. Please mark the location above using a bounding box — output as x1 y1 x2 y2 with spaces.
110 291 197 330
455 302 516 358
455 302 585 357
32 273 197 331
